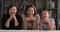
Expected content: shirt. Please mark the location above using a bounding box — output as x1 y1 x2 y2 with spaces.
42 18 55 30
2 14 22 30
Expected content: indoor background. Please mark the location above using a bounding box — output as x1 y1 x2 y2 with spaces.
0 0 59 30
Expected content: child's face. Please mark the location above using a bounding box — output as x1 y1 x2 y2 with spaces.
9 6 17 15
41 11 49 19
27 7 34 17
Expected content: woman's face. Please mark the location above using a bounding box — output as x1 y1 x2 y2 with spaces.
9 6 17 15
27 7 35 17
41 11 49 19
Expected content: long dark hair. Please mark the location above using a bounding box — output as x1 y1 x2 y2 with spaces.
25 4 37 17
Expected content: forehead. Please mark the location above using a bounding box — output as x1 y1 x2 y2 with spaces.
27 7 34 10
41 11 49 14
10 6 16 9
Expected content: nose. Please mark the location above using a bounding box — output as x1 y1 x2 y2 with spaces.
12 9 15 12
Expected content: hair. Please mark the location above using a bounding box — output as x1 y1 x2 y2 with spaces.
40 9 49 14
7 5 17 15
24 4 37 17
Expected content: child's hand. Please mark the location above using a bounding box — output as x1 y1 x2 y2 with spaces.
42 18 50 24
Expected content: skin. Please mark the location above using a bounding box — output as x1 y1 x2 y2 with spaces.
23 7 37 30
39 11 55 30
5 6 19 28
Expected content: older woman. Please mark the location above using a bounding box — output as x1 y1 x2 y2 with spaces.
2 5 22 30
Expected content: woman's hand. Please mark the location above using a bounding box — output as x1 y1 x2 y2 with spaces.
5 16 12 28
5 14 19 28
12 14 19 27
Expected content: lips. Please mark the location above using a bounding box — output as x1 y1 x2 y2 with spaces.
43 16 47 18
11 12 15 14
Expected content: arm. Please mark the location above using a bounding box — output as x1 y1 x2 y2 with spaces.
45 19 55 30
49 18 56 30
33 18 37 30
13 15 19 27
39 20 43 30
5 17 11 28
43 18 55 30
47 21 53 30
22 18 27 30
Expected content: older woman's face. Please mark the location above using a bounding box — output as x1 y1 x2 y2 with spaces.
27 7 35 17
9 6 17 15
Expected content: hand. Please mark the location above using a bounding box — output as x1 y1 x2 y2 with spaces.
11 14 19 27
10 14 19 27
15 20 19 27
25 17 36 22
10 14 16 20
5 16 12 28
42 18 50 24
24 17 37 29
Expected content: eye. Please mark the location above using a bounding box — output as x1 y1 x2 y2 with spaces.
45 13 46 15
14 9 16 10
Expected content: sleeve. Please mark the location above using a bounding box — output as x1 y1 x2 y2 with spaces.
17 15 22 29
50 18 55 25
1 14 8 29
36 14 40 25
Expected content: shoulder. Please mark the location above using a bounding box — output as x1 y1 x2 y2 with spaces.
49 18 55 24
2 14 9 23
16 15 22 21
2 14 9 19
49 18 55 21
16 15 22 18
35 14 40 17
3 14 8 17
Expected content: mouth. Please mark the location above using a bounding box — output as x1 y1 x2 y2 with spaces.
10 12 16 14
43 16 47 18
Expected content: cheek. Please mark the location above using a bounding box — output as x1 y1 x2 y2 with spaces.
30 11 35 15
41 14 46 18
12 10 17 14
12 9 17 13
27 11 29 15
32 12 34 15
9 10 12 14
33 12 35 14
41 15 44 18
15 10 17 13
47 14 49 17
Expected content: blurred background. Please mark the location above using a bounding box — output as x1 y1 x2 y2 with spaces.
0 0 59 30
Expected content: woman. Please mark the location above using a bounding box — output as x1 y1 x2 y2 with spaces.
2 5 22 30
22 4 38 30
39 9 56 30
